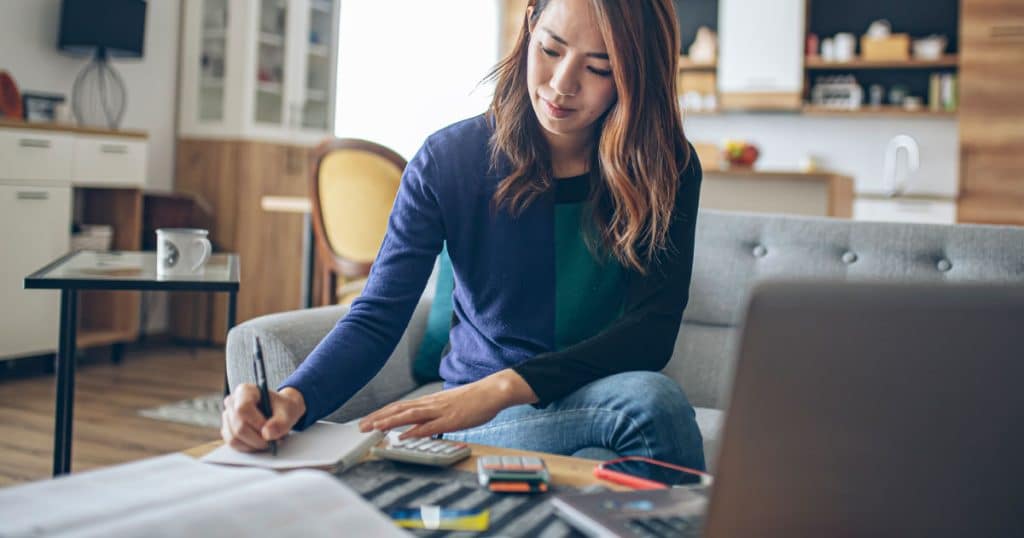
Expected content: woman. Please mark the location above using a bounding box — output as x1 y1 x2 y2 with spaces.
222 0 704 469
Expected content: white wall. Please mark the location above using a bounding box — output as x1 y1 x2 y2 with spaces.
685 114 960 197
0 0 181 335
0 0 181 191
335 0 499 160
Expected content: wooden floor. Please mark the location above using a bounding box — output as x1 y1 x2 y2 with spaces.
0 346 224 488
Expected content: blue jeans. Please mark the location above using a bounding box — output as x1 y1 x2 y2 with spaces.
443 371 706 471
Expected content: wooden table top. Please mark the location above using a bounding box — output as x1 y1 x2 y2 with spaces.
184 439 629 491
260 195 312 214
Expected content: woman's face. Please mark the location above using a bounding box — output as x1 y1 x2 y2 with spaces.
526 0 617 146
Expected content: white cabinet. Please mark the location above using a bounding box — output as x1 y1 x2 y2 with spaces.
72 135 147 186
854 197 958 224
0 125 148 360
718 0 805 110
179 0 339 145
0 130 74 183
0 185 71 359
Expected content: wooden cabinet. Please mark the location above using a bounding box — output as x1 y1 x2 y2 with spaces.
718 0 805 110
178 0 340 145
175 0 339 342
0 122 146 360
700 169 854 218
173 139 308 344
957 0 1024 225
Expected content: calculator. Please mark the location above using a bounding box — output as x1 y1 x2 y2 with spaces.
477 456 550 493
371 436 472 467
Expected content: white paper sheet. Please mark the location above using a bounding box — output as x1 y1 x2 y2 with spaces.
60 470 409 538
0 454 272 536
200 420 384 471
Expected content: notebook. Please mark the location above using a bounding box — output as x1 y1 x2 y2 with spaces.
201 420 384 470
551 487 708 538
0 454 409 537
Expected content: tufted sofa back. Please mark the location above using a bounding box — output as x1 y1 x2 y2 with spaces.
663 210 1024 409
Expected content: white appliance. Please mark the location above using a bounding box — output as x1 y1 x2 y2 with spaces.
854 134 958 224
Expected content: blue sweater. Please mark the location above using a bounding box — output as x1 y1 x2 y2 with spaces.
281 114 702 429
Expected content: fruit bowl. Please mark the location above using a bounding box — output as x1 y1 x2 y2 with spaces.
723 140 760 168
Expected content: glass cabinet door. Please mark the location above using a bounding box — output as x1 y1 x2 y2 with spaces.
303 0 335 130
199 0 229 122
255 0 288 125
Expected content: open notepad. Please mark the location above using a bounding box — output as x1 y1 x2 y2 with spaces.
0 454 408 537
200 420 384 470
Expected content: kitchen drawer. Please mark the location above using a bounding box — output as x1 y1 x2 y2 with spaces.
0 128 74 183
72 135 147 186
854 198 957 224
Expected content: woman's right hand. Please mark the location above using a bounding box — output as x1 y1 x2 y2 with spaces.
221 385 306 452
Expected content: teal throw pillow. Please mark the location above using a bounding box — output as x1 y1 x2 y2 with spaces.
412 244 454 384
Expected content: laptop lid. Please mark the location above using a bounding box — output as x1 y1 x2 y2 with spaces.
705 281 1024 537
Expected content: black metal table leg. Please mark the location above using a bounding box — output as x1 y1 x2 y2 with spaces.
53 289 77 476
224 291 237 396
110 342 124 364
301 212 315 309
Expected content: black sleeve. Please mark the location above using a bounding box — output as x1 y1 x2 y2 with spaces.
511 149 703 407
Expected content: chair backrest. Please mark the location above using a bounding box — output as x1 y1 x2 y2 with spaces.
310 138 406 281
663 209 1024 410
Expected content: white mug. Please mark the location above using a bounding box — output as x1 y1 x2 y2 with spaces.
157 228 212 277
833 33 856 62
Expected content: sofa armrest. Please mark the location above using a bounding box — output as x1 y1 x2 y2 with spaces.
226 299 431 423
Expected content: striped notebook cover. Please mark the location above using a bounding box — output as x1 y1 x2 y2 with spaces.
339 460 592 537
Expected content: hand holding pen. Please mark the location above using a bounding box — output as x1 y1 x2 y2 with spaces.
253 336 277 455
219 339 308 453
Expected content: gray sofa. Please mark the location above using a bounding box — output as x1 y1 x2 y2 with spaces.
226 209 1024 468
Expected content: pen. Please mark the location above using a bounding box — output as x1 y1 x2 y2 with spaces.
253 336 277 456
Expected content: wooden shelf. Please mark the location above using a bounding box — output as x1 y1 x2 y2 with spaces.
802 105 957 118
679 56 717 72
0 118 148 139
682 108 721 116
805 55 959 70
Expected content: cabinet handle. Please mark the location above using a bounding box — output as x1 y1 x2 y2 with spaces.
19 138 52 149
100 144 130 154
991 25 1024 38
16 191 50 201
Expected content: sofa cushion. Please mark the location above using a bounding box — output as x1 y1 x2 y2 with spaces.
695 407 724 472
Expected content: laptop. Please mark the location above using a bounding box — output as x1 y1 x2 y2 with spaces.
554 281 1024 537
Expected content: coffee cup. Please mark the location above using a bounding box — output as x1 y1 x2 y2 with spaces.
157 228 212 277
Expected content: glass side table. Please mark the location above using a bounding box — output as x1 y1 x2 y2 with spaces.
25 250 240 476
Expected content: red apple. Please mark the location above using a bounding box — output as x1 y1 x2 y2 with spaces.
739 145 759 165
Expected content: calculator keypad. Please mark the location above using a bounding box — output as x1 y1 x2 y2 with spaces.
373 438 471 467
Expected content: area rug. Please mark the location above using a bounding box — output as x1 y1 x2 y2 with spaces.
138 392 223 429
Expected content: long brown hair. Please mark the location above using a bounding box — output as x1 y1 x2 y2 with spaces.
487 0 690 274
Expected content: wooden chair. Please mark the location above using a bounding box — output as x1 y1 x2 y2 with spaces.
309 138 406 306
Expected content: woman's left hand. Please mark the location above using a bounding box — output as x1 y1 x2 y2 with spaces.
358 369 538 439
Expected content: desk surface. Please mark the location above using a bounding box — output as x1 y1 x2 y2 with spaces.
24 251 240 292
261 195 312 214
184 439 629 491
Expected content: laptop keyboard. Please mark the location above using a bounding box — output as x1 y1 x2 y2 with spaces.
625 515 704 538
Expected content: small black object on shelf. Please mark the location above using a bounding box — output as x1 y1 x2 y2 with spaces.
58 0 147 129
